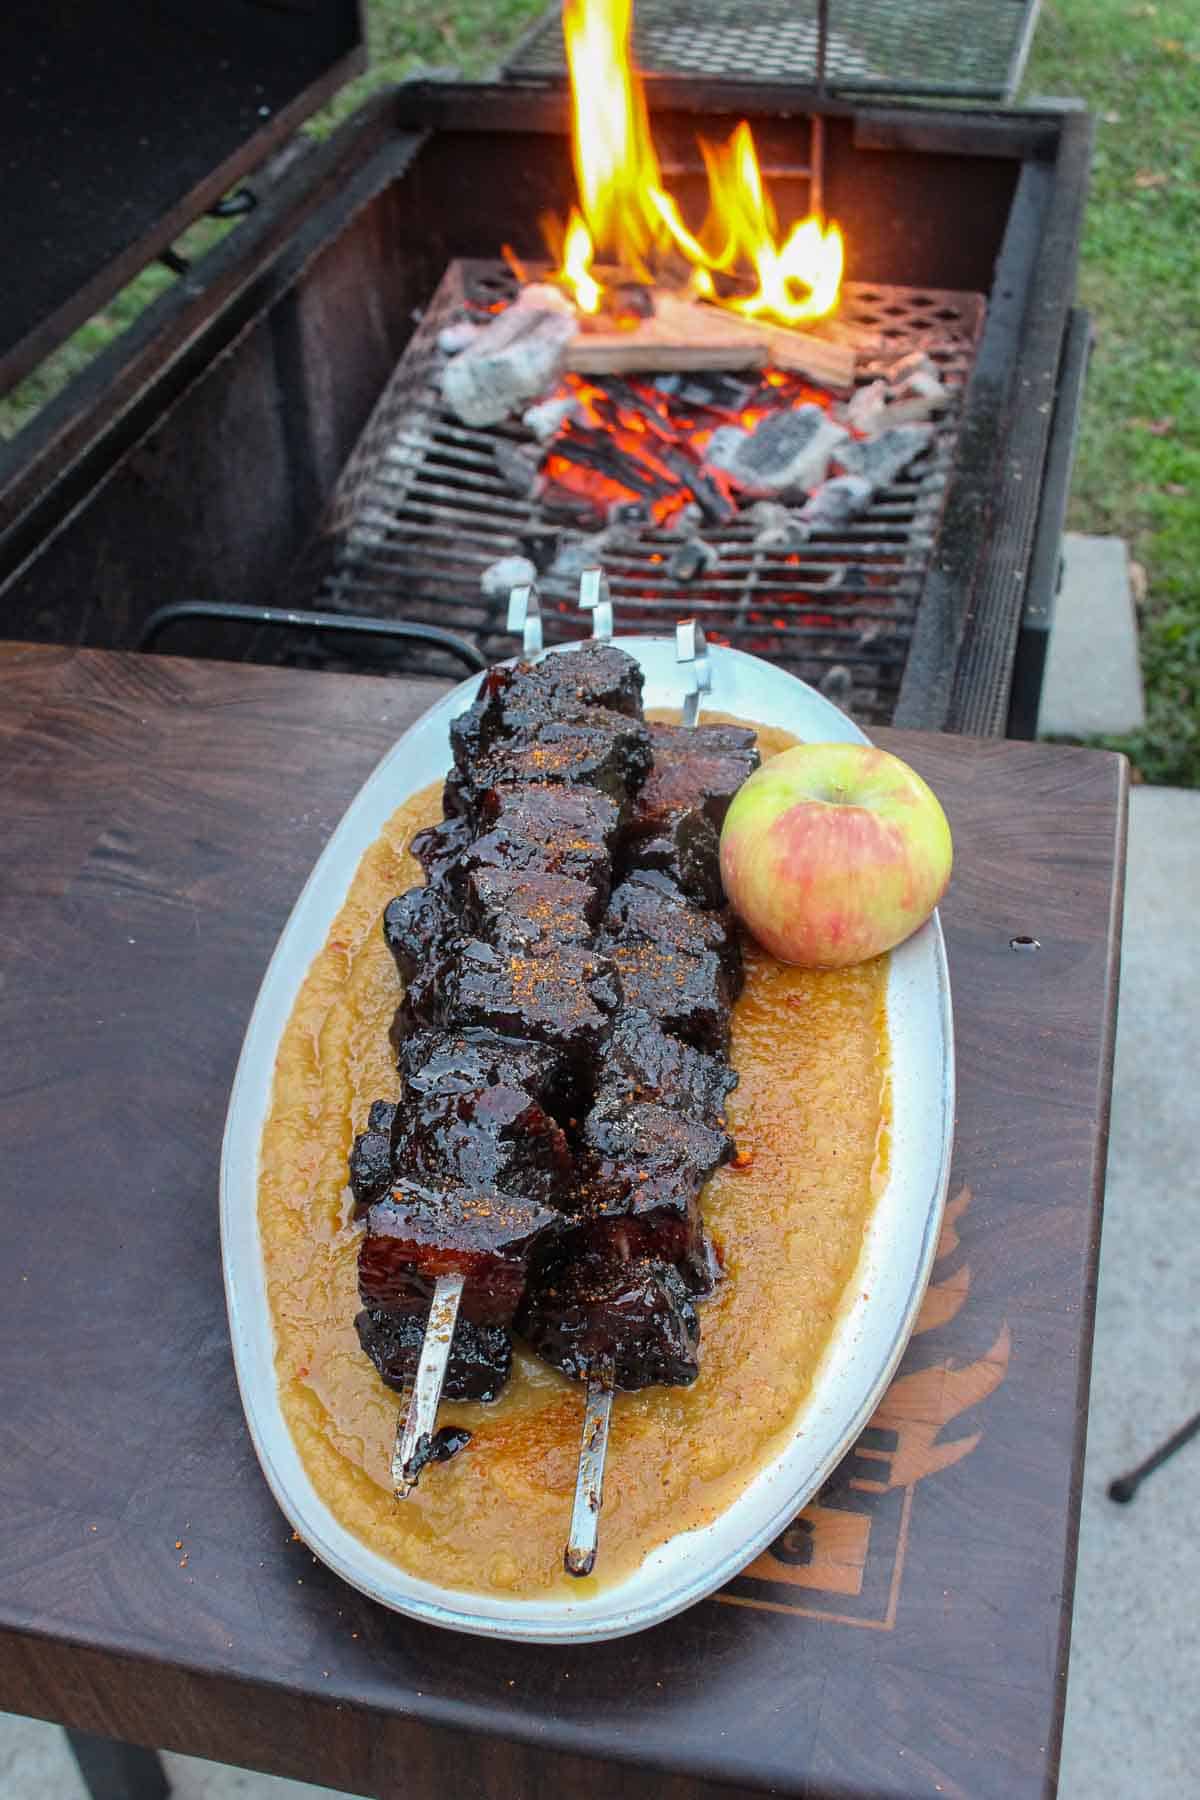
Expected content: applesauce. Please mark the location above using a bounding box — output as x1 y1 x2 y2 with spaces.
257 717 890 1597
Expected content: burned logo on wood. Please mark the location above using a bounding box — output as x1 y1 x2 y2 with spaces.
718 1187 1010 1629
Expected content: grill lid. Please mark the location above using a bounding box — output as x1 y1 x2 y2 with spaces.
0 0 364 398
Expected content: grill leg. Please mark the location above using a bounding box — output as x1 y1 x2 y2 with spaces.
64 1730 171 1800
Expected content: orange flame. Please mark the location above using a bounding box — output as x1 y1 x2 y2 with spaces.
556 0 843 324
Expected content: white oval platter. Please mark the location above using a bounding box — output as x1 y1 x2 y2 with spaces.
220 638 955 1643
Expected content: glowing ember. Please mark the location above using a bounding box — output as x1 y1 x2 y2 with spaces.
555 0 843 324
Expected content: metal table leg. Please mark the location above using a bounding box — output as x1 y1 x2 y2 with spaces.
64 1730 171 1800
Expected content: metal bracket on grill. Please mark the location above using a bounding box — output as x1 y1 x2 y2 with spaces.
507 582 544 656
676 618 712 728
579 567 614 641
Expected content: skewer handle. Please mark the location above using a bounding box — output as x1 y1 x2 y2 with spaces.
392 1273 465 1499
676 617 712 727
508 581 544 656
579 567 614 641
564 1371 614 1577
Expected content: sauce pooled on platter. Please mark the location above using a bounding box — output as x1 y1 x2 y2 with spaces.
257 715 890 1597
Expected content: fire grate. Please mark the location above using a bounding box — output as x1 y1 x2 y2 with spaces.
502 0 1043 103
291 260 984 727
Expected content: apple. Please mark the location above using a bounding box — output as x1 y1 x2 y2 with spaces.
719 742 952 968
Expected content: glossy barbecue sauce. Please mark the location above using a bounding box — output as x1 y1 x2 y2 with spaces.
258 717 890 1597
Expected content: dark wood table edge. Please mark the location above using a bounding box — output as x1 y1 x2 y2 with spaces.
1045 749 1130 1798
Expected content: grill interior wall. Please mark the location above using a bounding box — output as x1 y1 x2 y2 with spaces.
290 260 985 727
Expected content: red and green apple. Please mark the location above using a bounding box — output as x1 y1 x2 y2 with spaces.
719 742 953 968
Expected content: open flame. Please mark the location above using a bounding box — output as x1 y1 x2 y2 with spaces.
554 0 843 324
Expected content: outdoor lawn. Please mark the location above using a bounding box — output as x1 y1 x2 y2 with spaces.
2 1 1196 781
1025 2 1200 784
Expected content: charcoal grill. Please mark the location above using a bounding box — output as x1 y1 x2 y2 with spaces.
0 12 1091 738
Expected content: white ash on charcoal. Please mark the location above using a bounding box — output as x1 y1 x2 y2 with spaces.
745 500 810 550
443 285 577 428
548 531 623 584
836 424 934 487
607 498 654 530
818 665 855 707
437 319 482 356
842 380 890 437
492 441 544 499
523 392 586 443
666 538 721 582
846 352 948 428
663 502 705 536
480 554 538 599
703 405 849 498
516 529 563 574
381 433 427 476
651 370 761 413
795 475 876 532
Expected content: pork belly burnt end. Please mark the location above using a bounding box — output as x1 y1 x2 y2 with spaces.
397 937 620 1075
513 642 645 720
575 1092 731 1271
517 1253 700 1391
603 1008 738 1132
444 709 653 822
349 1118 394 1208
450 643 646 769
409 816 472 886
463 867 604 953
389 1082 573 1209
600 873 742 1053
635 722 759 831
382 885 451 983
396 1027 568 1116
359 1184 562 1325
620 805 723 908
457 785 620 903
621 722 759 904
355 1304 511 1402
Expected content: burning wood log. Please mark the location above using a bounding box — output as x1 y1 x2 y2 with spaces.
566 292 855 390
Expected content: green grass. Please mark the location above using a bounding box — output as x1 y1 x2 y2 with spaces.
1024 2 1200 782
0 215 236 441
319 0 543 123
4 2 1198 783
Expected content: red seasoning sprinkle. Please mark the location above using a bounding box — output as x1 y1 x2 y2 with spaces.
731 1149 755 1171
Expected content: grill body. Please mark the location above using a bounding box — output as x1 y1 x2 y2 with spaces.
0 81 1091 734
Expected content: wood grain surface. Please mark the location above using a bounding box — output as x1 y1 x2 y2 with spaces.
0 645 1127 1800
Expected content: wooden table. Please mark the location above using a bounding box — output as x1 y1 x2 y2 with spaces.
0 644 1126 1800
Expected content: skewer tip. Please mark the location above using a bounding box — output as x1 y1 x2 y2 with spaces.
390 1274 465 1500
564 1372 613 1578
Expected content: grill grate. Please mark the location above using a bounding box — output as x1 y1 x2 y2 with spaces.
291 260 984 726
502 0 1042 102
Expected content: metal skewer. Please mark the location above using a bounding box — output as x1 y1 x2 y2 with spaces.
676 617 711 727
508 580 544 656
564 1367 615 1577
391 1272 465 1499
579 566 614 641
563 617 713 1576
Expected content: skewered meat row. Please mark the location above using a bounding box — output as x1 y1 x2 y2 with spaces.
349 641 759 1422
